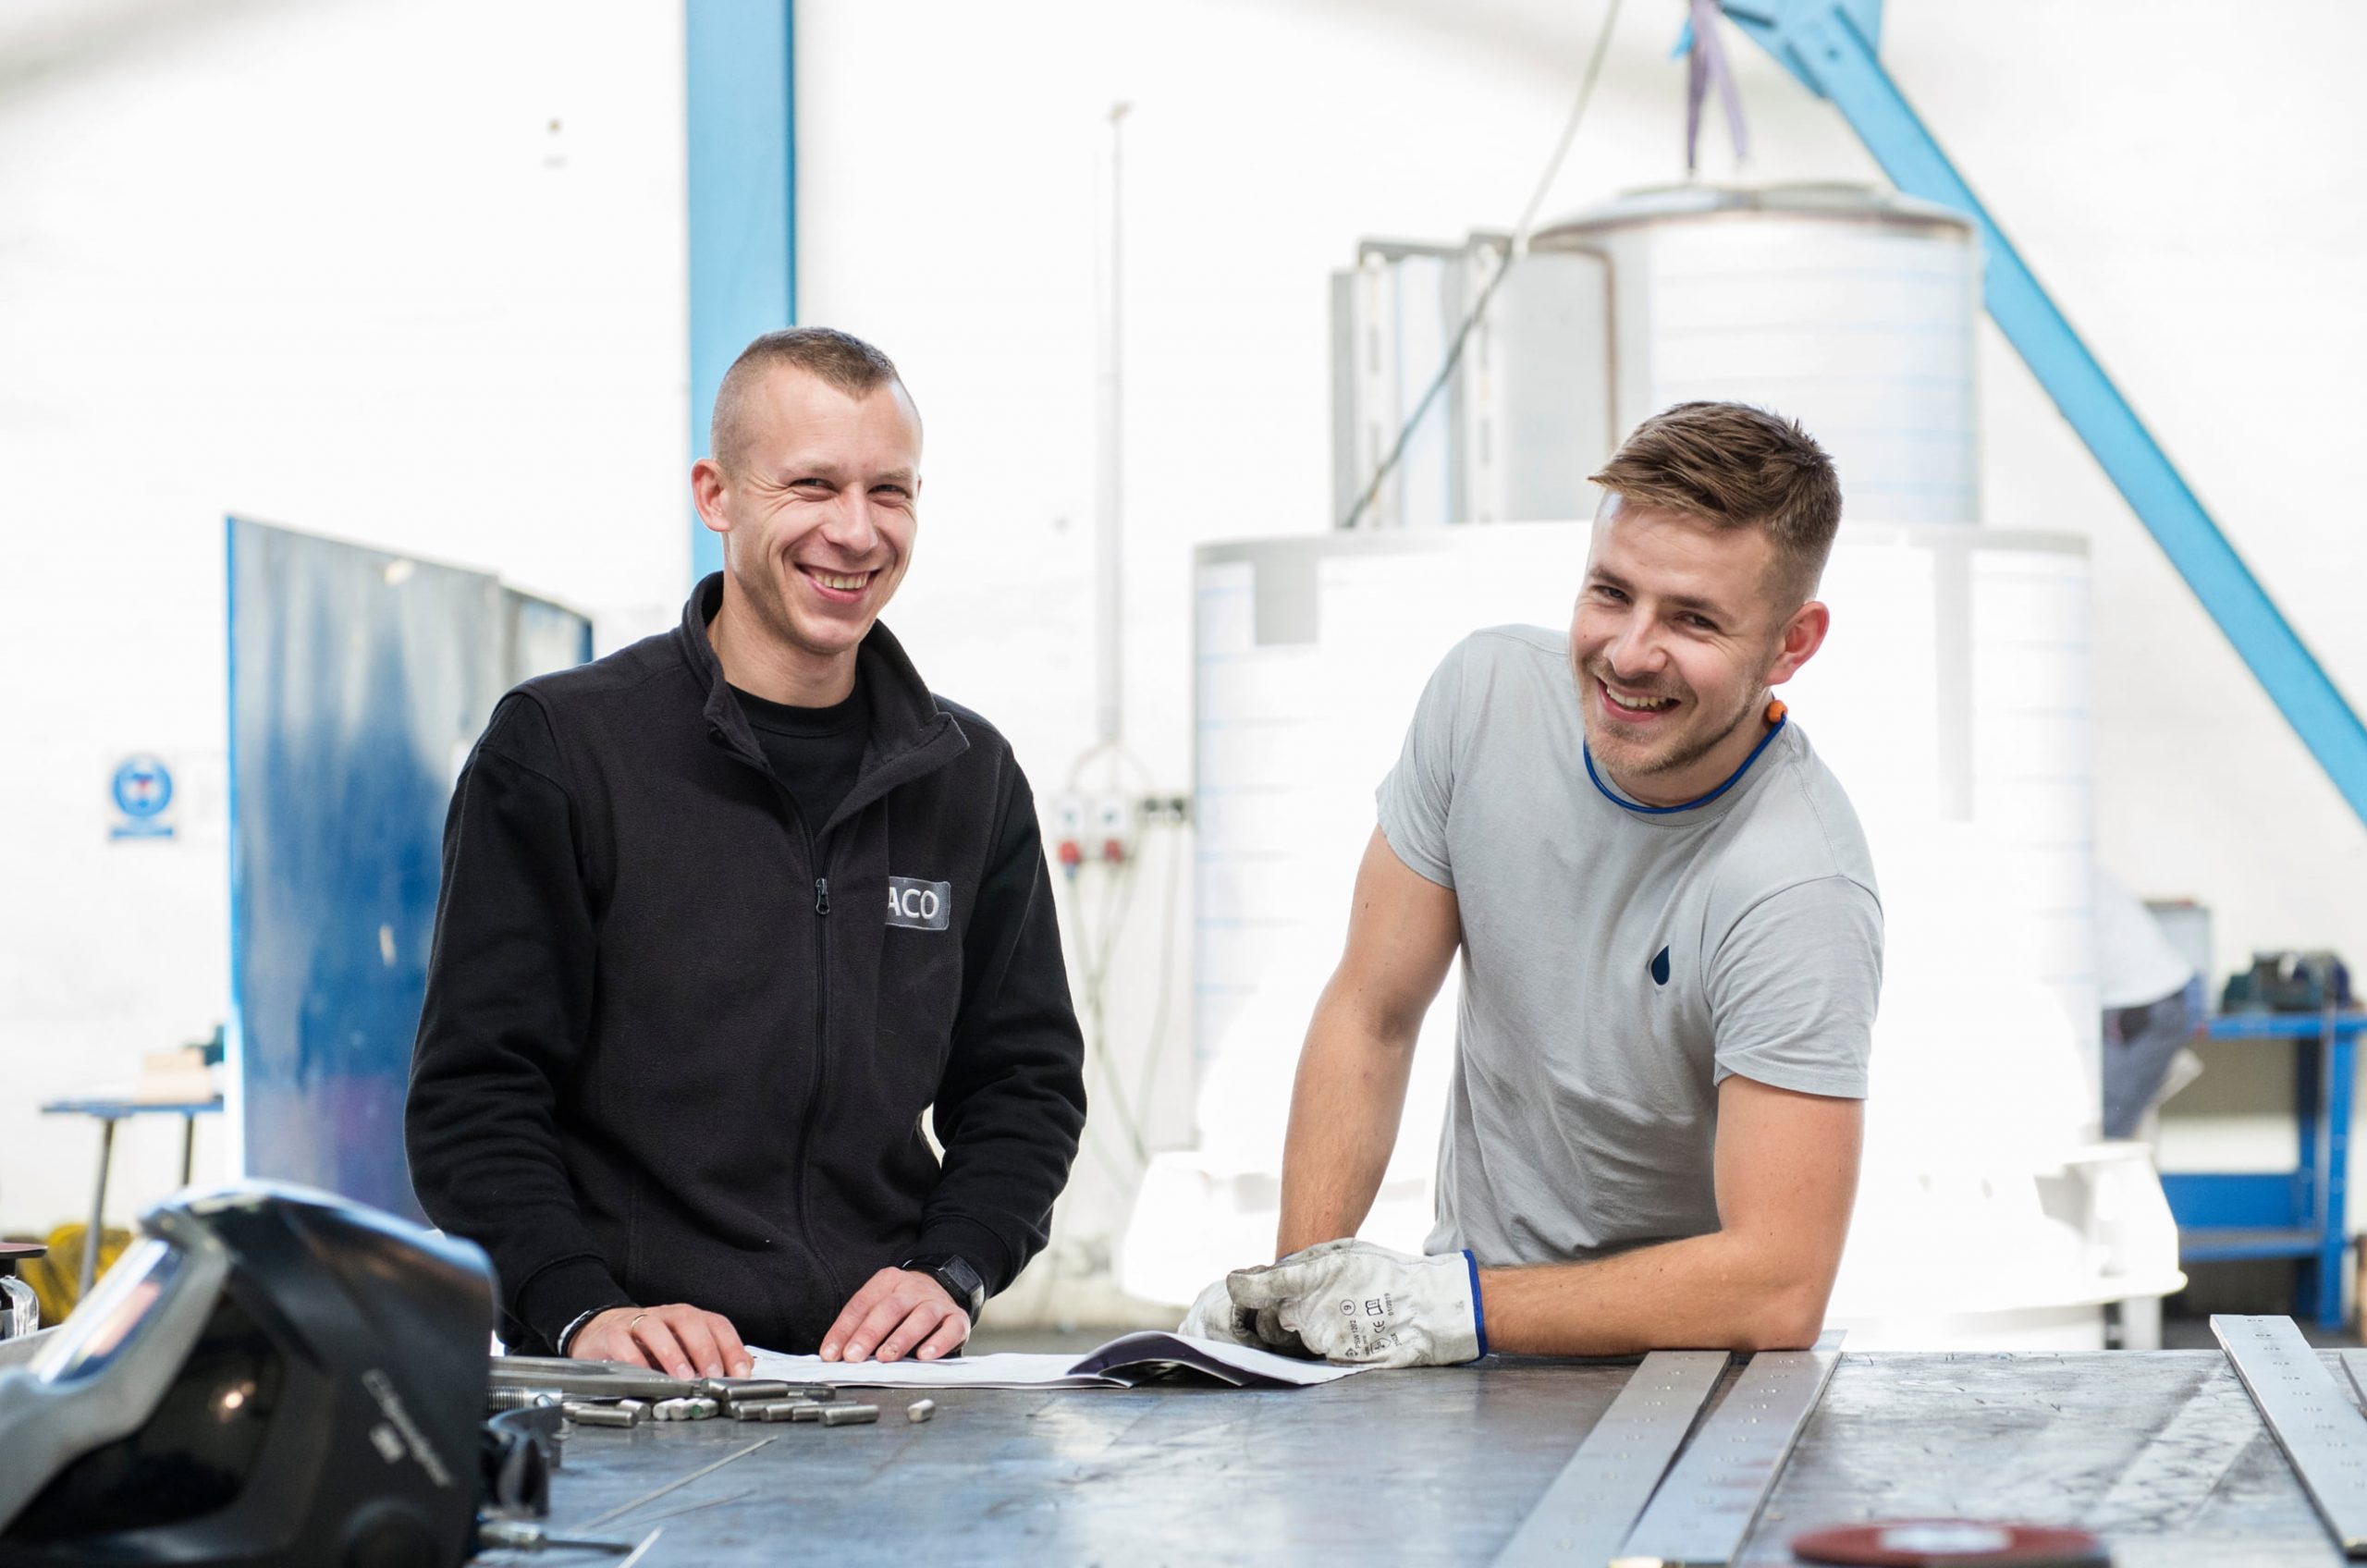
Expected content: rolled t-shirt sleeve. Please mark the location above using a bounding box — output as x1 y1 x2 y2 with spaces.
1374 638 1469 888
1705 875 1883 1099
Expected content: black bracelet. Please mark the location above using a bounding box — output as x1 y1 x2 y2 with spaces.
555 1302 633 1356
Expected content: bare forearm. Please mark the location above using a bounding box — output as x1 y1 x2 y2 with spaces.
1478 1231 1837 1355
1275 991 1417 1256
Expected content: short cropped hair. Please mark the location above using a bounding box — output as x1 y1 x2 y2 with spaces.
1588 401 1841 607
709 326 917 472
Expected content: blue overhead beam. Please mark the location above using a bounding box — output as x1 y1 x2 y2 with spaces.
686 0 796 582
1723 0 2367 830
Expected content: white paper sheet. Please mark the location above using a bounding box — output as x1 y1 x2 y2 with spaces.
748 1331 1370 1390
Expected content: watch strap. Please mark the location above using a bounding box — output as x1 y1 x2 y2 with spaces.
900 1253 986 1321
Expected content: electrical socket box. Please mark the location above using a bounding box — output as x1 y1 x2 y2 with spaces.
1137 794 1191 827
1092 792 1133 843
1049 793 1087 843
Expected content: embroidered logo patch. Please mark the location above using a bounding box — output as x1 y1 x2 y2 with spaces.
886 876 952 932
1650 946 1672 986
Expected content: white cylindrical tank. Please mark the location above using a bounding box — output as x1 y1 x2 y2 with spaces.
1529 183 1982 527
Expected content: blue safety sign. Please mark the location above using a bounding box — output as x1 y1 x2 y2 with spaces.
108 754 177 840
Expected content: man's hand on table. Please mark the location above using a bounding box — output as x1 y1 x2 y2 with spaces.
821 1268 971 1363
570 1303 754 1378
1220 1239 1486 1368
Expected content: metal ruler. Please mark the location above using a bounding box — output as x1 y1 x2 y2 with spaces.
1490 1351 1728 1566
1612 1330 1846 1568
2214 1315 2367 1556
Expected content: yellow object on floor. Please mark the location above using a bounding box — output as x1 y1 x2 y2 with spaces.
11 1224 132 1325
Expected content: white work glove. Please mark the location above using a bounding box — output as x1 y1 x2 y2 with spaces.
1178 1277 1307 1354
1223 1239 1487 1368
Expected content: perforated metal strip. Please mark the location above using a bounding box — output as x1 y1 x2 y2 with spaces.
1490 1351 1728 1566
2215 1315 2367 1556
1611 1330 1846 1568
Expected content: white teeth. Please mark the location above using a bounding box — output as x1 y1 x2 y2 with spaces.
812 571 870 591
1607 687 1674 711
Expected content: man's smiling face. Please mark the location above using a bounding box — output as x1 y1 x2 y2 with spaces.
700 365 923 670
1568 497 1824 805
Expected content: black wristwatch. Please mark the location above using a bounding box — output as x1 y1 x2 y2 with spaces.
900 1253 986 1322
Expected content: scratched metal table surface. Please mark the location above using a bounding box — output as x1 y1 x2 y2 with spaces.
500 1351 2348 1567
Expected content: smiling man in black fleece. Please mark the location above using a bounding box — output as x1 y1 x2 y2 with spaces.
404 327 1087 1376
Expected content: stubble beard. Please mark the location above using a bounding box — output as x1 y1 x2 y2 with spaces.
1579 660 1767 784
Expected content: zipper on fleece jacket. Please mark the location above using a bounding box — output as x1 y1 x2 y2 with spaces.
798 827 845 1311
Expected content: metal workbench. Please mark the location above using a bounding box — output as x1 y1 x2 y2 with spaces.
511 1349 2351 1566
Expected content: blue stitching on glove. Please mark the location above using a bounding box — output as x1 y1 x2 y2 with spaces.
1462 1250 1489 1361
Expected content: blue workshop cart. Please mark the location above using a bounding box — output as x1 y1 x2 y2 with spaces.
2161 1011 2364 1331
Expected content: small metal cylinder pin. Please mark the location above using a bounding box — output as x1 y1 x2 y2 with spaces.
562 1403 638 1429
487 1387 566 1413
820 1403 880 1427
906 1398 936 1424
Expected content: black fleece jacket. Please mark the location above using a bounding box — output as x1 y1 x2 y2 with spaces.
404 575 1087 1354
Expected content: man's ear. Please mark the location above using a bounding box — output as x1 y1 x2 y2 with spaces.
1766 600 1830 687
691 458 732 536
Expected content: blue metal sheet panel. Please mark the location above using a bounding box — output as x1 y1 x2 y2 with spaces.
1723 0 2367 829
686 0 796 582
227 520 589 1217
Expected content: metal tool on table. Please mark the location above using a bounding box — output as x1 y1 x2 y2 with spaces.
0 1182 495 1568
1789 1520 2109 1567
1612 1329 1846 1568
2213 1315 2367 1556
492 1354 836 1414
1490 1350 1727 1567
476 1520 641 1556
2222 950 2353 1014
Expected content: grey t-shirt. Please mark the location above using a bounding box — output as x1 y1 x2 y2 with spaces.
1376 626 1883 1268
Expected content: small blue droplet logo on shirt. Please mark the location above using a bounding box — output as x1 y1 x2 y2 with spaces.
1650 946 1671 986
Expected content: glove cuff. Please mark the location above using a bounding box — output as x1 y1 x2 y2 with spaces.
1461 1250 1489 1362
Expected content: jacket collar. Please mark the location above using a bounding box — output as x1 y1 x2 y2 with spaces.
676 573 969 829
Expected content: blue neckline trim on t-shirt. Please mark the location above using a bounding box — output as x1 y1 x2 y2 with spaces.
1583 711 1788 815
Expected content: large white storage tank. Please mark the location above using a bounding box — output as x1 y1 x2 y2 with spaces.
1122 185 2179 1348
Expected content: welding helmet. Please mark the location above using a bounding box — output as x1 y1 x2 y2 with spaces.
0 1182 495 1568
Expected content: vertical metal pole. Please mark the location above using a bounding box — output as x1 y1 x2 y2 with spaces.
181 1112 198 1188
2322 1011 2354 1331
1093 104 1131 751
686 0 797 583
79 1118 117 1302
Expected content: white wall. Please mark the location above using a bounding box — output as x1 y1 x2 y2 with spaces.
0 0 687 1235
2 0 2357 1284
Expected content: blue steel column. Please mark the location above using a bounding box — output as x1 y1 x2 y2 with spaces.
686 0 796 582
1724 0 2367 830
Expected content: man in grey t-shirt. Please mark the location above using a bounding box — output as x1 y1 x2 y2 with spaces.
1185 401 1883 1366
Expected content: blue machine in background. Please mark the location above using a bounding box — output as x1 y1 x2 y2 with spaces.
226 520 590 1219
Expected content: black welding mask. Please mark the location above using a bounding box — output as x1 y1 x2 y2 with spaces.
0 1182 495 1568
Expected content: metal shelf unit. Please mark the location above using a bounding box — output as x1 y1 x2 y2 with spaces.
2162 1011 2364 1330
